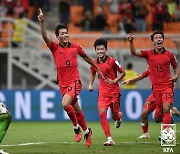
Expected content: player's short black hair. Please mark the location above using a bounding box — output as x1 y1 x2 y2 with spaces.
150 31 164 41
94 38 108 50
127 63 133 69
55 23 68 36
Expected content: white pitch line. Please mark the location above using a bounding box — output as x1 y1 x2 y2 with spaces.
2 141 179 147
2 142 47 147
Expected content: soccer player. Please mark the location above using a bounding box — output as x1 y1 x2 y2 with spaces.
127 31 179 136
38 9 103 147
0 102 11 154
122 69 180 139
89 38 125 146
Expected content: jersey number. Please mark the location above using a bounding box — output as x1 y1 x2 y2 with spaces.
66 60 70 67
155 66 164 72
165 92 173 99
112 102 119 109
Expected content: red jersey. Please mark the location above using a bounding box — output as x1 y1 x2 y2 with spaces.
141 69 154 87
141 69 149 78
140 49 177 90
48 41 86 87
90 56 124 95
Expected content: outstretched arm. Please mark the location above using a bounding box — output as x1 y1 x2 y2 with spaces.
38 9 52 46
122 74 144 85
106 70 126 85
127 33 142 57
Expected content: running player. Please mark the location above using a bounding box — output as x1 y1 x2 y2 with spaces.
122 69 180 139
38 9 103 147
127 31 179 139
0 102 11 154
89 38 125 146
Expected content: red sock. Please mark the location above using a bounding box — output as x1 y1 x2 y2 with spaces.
100 112 111 138
112 112 122 121
141 123 148 133
64 105 77 126
163 112 171 128
76 111 87 131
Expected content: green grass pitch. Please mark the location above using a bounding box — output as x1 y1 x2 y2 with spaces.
1 122 180 154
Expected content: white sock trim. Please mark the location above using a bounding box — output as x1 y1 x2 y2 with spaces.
84 128 89 134
73 125 79 129
107 137 113 141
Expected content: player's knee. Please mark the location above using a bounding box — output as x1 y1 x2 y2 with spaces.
62 102 69 108
154 117 162 123
141 111 148 118
163 107 170 113
163 104 171 113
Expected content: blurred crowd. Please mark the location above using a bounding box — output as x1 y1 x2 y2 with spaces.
0 0 50 20
75 0 180 33
0 0 180 36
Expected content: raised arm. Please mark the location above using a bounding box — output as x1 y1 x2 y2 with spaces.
38 9 52 46
127 33 142 57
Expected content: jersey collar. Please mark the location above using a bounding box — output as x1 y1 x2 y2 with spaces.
153 48 165 54
59 42 71 48
97 56 108 63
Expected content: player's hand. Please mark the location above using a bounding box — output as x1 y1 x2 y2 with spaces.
127 33 133 43
38 8 44 22
97 70 106 81
88 85 93 92
106 78 116 85
121 80 129 85
169 75 178 82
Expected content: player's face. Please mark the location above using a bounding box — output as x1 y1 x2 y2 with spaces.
57 28 69 43
153 34 164 49
95 45 107 58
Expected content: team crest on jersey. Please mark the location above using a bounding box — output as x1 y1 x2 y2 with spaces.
68 87 72 91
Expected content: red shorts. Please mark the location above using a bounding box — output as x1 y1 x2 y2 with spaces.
153 87 174 118
59 80 82 105
143 93 156 112
98 93 120 113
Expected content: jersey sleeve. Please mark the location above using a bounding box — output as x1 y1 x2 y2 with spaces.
47 41 58 52
113 59 124 72
140 50 149 59
141 69 149 78
77 45 86 57
170 53 178 69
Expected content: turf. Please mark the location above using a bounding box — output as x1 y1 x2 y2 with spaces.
1 122 180 154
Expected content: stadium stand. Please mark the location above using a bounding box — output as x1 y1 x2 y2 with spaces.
0 0 180 89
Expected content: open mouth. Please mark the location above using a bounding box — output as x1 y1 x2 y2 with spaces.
63 37 68 41
157 42 162 47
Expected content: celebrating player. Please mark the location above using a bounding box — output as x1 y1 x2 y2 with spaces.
122 69 180 139
89 38 125 146
38 9 104 147
127 31 179 139
0 102 11 154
